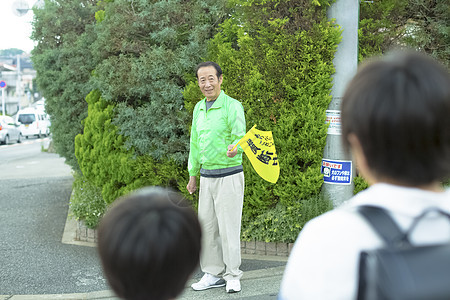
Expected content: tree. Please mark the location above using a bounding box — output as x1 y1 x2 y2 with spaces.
31 0 99 170
90 0 229 164
403 0 449 67
0 49 25 56
359 0 449 67
184 0 341 241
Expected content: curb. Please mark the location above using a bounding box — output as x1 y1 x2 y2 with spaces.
61 214 96 247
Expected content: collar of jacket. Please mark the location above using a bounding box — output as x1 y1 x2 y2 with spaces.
198 90 225 111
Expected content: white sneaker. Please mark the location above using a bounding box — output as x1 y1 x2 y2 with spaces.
191 273 226 291
226 279 241 293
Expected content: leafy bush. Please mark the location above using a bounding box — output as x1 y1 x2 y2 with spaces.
184 0 341 223
70 171 106 229
74 90 196 226
34 0 448 240
242 194 333 243
353 175 369 195
75 90 138 205
359 0 448 67
31 0 99 170
126 155 198 206
90 0 228 164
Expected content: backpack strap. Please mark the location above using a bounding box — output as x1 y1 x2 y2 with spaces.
357 205 410 248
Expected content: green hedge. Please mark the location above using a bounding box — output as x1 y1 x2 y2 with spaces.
183 0 341 240
74 90 137 205
35 0 448 241
31 0 99 170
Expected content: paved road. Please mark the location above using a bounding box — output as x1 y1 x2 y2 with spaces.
0 138 108 295
0 138 287 299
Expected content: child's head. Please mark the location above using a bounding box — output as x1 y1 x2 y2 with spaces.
342 51 450 186
97 187 202 300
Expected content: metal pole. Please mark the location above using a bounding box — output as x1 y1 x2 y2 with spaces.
322 0 359 207
16 55 22 110
2 88 5 116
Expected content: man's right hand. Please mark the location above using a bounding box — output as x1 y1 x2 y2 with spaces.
186 176 197 194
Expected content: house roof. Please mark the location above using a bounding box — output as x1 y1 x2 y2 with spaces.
0 63 16 72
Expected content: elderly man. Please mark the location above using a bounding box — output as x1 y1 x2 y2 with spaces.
187 61 246 294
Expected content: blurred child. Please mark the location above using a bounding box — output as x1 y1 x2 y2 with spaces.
97 187 202 300
279 51 450 299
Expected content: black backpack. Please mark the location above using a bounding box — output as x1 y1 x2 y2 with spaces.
357 205 450 300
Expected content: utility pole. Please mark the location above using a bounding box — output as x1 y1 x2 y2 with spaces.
0 81 6 116
16 55 22 110
321 0 359 207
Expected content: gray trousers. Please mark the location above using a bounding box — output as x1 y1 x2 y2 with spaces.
198 172 244 281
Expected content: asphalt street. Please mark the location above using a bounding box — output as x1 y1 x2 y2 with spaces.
0 138 287 299
0 139 108 295
0 176 109 294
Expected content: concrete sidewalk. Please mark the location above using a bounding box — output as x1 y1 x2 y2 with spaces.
0 254 286 300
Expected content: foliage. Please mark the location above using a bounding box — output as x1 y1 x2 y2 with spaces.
70 171 106 229
0 48 25 56
359 0 449 67
401 0 449 68
31 0 99 170
358 0 409 61
242 194 333 243
184 0 341 224
127 155 195 207
74 90 137 205
89 0 229 163
73 90 196 225
34 0 447 240
353 175 369 195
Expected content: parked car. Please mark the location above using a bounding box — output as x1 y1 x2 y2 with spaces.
33 99 46 112
0 115 22 144
16 107 50 138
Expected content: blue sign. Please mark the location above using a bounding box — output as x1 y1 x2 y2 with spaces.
0 81 6 88
321 159 352 185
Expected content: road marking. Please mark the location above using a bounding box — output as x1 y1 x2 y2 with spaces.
0 137 50 148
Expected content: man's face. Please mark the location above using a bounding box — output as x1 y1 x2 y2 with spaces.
197 66 223 101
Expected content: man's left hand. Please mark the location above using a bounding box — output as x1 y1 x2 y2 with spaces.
227 144 238 158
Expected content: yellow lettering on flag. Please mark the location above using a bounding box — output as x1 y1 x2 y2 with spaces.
232 124 280 183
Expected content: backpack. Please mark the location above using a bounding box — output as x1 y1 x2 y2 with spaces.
357 205 450 300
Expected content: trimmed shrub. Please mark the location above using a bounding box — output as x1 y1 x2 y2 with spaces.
242 194 333 243
74 90 137 205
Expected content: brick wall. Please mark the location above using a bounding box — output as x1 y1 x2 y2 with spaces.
76 220 98 243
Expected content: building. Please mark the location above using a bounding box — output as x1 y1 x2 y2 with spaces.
0 54 38 116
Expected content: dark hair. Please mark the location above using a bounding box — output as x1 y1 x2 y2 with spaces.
97 187 202 300
341 51 450 185
195 61 223 79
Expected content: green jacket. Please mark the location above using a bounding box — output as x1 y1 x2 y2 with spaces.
188 91 246 176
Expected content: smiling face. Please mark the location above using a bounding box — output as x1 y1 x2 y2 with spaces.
197 66 223 101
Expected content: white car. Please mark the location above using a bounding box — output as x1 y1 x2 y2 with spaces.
0 115 22 144
16 107 50 138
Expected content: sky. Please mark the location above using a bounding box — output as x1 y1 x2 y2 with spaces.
0 0 36 53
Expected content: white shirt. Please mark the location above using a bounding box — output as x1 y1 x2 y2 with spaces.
279 183 450 300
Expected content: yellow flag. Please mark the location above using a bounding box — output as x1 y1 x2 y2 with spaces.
233 125 280 183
